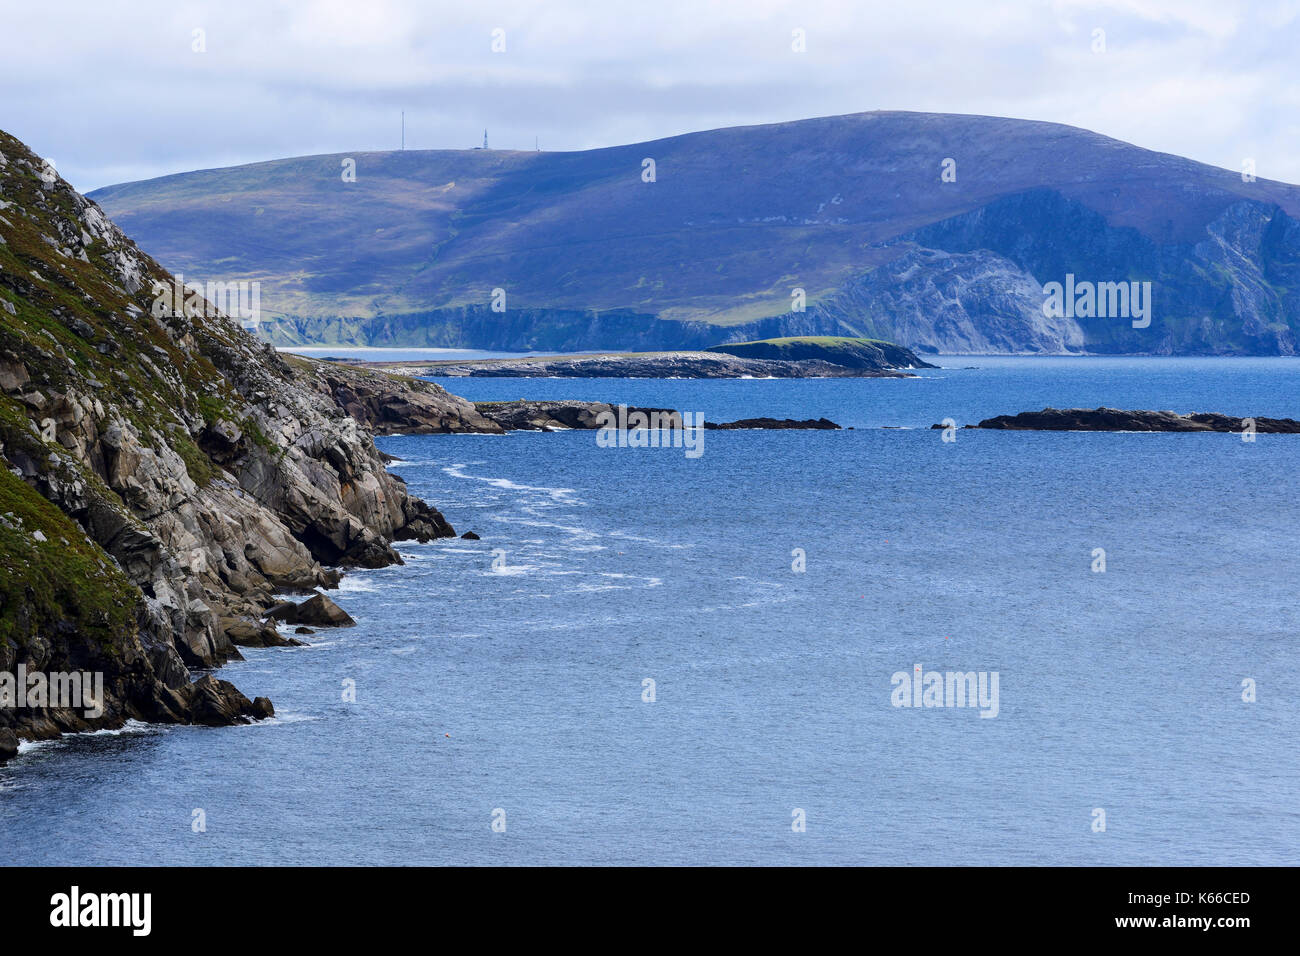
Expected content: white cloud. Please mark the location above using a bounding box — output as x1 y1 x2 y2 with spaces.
0 0 1295 191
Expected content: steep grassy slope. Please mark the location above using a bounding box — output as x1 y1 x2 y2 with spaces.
90 111 1300 354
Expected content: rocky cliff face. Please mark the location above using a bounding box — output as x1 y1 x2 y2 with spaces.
0 129 455 759
806 190 1300 355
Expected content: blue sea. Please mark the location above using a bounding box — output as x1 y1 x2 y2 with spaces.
2 356 1298 865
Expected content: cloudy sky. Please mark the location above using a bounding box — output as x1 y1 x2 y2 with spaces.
2 0 1297 192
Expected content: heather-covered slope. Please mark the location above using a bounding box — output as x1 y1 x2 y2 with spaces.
0 129 459 759
90 111 1300 354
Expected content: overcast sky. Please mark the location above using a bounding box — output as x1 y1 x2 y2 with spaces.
2 0 1297 192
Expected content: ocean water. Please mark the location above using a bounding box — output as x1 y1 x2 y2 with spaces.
2 357 1298 865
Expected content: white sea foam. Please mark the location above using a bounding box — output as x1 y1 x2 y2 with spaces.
443 463 581 503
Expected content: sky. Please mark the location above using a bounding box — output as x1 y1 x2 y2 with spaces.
2 0 1297 193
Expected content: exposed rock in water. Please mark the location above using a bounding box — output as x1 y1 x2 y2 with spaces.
945 407 1300 432
461 531 480 540
222 616 301 648
184 675 266 726
475 400 678 431
0 128 455 762
376 351 918 379
474 401 842 432
266 592 357 628
705 417 842 430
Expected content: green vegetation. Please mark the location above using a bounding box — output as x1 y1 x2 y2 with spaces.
0 467 138 653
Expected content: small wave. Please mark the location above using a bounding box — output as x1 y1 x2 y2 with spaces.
335 576 380 594
13 719 159 755
443 463 581 503
246 711 322 727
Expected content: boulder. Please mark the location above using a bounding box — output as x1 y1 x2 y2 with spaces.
182 675 261 726
223 616 297 648
266 592 356 628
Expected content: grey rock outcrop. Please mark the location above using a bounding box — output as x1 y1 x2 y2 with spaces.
265 592 357 628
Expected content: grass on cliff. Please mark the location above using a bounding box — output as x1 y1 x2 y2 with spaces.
0 465 138 655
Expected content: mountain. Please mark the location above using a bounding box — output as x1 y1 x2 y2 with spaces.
0 128 491 760
89 111 1300 355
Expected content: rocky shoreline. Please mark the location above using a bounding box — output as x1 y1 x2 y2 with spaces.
946 407 1300 432
346 350 921 379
